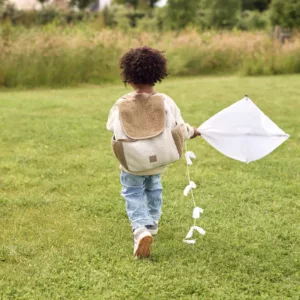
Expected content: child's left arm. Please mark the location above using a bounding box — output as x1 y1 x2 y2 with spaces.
106 100 121 132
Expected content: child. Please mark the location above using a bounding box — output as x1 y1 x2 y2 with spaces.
106 46 200 258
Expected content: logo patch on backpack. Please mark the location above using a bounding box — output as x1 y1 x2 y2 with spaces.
149 155 157 163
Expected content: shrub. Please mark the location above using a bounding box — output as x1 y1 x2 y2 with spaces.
136 15 159 32
0 0 6 13
36 7 60 25
198 0 241 29
0 5 96 27
242 0 271 12
103 4 130 28
270 0 300 28
165 0 198 30
238 10 270 30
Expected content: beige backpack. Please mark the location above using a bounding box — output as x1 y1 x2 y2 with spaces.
111 93 184 173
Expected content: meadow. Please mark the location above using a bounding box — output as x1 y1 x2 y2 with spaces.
1 26 300 88
0 75 299 299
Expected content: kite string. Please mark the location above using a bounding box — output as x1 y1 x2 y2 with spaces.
184 142 197 227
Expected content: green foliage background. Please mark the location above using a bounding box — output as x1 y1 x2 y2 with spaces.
270 0 300 28
198 0 242 29
1 0 300 29
242 0 271 11
165 0 198 30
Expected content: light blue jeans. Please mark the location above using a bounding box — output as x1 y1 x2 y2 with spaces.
120 170 163 231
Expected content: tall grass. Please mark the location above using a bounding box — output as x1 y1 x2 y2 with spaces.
1 25 300 88
0 26 121 87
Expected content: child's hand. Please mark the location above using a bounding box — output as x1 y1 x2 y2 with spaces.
191 127 201 139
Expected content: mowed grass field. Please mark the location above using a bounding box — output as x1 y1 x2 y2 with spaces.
0 76 299 299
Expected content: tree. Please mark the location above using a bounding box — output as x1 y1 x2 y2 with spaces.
0 0 6 15
70 0 94 9
114 0 138 9
37 0 48 8
199 0 241 29
242 0 271 12
148 0 157 8
270 0 300 28
166 0 198 30
114 0 159 9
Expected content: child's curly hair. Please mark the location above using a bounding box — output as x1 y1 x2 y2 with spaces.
120 46 168 85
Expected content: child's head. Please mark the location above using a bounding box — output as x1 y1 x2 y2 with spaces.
120 46 168 87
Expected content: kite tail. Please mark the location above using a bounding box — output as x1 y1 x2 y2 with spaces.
183 142 206 244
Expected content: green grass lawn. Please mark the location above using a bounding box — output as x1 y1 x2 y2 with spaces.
0 76 299 299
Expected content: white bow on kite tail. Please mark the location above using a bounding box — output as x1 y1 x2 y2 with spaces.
183 143 206 244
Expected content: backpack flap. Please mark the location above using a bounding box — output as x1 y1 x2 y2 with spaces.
119 94 165 139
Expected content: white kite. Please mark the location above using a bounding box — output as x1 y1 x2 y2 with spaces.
183 96 290 244
198 96 290 163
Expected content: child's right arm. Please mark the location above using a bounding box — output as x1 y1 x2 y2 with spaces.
163 94 199 140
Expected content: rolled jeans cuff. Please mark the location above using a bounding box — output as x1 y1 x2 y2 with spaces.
131 218 154 231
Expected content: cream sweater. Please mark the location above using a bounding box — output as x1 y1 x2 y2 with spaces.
106 92 195 175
